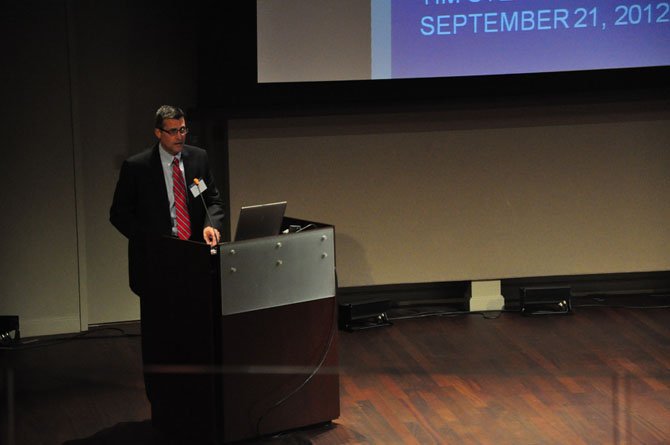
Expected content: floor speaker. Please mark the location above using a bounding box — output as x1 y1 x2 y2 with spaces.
520 287 572 315
338 300 392 331
0 315 20 345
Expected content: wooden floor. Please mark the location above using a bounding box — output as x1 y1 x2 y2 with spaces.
2 299 670 444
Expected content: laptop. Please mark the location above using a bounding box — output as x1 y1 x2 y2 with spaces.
234 201 287 241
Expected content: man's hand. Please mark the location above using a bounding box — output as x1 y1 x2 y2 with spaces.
203 226 221 247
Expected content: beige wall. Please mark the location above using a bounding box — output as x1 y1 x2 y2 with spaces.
2 2 82 336
2 1 198 337
228 101 670 287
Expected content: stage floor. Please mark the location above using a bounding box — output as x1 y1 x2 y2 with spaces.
2 297 670 444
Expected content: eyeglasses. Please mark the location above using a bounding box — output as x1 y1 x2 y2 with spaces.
159 126 189 136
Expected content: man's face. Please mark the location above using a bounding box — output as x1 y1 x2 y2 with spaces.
154 117 187 155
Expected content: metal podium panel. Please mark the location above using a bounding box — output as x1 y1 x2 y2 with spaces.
219 227 336 315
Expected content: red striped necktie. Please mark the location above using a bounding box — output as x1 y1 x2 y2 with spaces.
172 157 191 240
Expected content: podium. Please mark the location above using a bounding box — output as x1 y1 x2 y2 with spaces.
142 221 339 443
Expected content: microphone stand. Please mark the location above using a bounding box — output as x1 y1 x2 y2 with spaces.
193 178 219 255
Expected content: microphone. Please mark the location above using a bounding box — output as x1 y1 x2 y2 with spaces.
193 178 219 254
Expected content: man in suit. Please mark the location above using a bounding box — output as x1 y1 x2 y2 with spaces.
110 105 225 295
109 105 225 407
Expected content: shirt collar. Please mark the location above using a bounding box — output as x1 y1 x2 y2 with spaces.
158 143 181 165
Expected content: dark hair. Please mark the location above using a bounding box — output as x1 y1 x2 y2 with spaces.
154 105 185 129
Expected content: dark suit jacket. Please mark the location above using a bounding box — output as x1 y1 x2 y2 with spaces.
110 143 225 295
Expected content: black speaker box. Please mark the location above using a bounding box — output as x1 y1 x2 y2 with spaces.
338 299 392 331
520 287 572 315
0 315 20 345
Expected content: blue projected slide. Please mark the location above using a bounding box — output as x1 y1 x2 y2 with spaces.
372 0 670 79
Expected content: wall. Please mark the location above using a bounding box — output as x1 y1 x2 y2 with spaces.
1 0 199 337
228 99 670 287
2 2 81 336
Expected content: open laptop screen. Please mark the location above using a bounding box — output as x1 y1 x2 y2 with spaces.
234 201 287 241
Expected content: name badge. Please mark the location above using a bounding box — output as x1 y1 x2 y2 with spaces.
189 178 208 197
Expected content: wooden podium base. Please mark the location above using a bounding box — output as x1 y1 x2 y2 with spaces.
221 297 339 442
144 235 339 443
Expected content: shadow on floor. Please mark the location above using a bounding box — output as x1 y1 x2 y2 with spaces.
62 420 318 445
